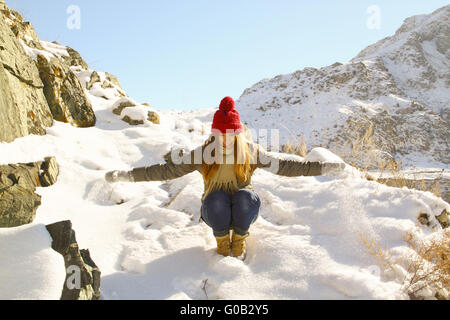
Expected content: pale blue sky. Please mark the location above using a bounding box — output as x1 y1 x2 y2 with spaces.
6 0 448 110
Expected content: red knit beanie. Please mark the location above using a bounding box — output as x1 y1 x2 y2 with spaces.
211 96 243 134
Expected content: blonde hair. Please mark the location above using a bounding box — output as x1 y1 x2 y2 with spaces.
201 132 254 184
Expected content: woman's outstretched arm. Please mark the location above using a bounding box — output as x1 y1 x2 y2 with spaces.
251 142 345 177
105 148 202 183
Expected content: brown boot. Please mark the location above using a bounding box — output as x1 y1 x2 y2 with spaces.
215 234 231 257
231 231 249 257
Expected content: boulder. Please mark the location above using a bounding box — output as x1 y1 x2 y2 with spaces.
0 175 41 228
86 70 100 90
45 221 101 300
112 98 160 125
63 46 89 70
147 110 160 124
5 9 41 48
112 97 136 115
0 157 59 227
0 12 53 143
122 115 144 126
37 54 96 127
103 72 123 90
39 156 59 187
436 209 449 229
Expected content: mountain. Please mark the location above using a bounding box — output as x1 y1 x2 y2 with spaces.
237 5 450 168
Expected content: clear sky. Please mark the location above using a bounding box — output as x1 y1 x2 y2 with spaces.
6 0 448 110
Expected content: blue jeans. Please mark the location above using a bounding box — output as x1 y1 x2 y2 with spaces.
201 189 261 237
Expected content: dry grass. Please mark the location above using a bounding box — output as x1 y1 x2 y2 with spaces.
358 230 449 300
335 122 445 200
281 121 445 200
402 230 449 299
282 135 308 157
325 121 394 172
374 159 444 200
357 232 398 270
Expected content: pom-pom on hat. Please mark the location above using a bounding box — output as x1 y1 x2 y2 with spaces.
211 96 243 134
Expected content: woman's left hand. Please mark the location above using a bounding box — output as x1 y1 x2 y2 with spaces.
105 170 134 183
321 162 346 175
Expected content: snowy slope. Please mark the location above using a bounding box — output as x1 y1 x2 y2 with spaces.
353 5 450 116
237 5 450 168
1 5 449 300
1 60 449 299
0 224 66 300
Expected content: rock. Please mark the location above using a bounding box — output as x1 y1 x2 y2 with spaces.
0 157 59 227
418 213 430 227
0 12 53 143
1 0 96 142
101 80 114 89
436 209 449 229
112 97 136 115
147 110 160 124
112 98 160 125
39 156 59 187
6 9 41 49
435 288 449 300
122 115 144 126
63 46 89 70
0 175 41 228
104 72 123 90
98 72 126 97
86 70 100 90
45 221 101 300
36 54 96 127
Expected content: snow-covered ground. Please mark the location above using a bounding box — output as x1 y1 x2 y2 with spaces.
0 69 448 299
0 224 66 300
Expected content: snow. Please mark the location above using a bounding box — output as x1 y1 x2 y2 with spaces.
40 41 69 59
121 105 152 123
20 40 69 63
0 69 448 300
304 147 345 163
20 40 54 62
0 224 66 300
2 10 449 299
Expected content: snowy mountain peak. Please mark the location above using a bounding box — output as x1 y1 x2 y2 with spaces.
356 5 449 61
237 5 450 168
353 5 449 119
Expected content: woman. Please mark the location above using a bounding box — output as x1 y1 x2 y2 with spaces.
105 96 345 258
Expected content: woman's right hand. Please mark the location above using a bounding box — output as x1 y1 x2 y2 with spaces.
105 170 134 183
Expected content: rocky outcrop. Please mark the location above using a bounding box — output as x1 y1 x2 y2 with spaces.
102 72 123 90
86 71 100 90
36 54 96 127
45 220 101 300
63 45 89 70
0 157 59 227
436 209 449 229
0 1 97 143
0 10 53 143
